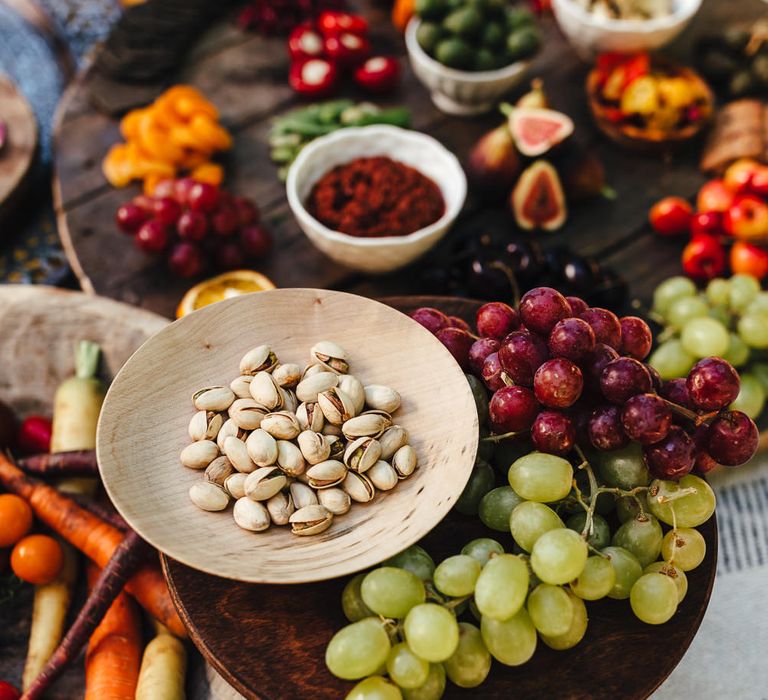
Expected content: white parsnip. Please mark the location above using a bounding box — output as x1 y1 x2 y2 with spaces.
135 623 187 700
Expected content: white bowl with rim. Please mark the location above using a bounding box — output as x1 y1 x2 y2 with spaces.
286 125 466 274
551 0 702 59
405 18 532 116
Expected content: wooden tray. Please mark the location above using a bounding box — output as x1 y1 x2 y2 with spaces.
162 295 717 700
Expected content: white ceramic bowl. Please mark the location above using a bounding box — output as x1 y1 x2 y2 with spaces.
405 18 531 116
286 125 466 273
551 0 702 59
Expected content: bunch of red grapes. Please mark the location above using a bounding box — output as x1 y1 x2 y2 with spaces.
411 286 759 478
115 179 273 278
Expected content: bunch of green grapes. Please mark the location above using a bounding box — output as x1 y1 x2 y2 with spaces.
326 445 714 699
649 274 768 418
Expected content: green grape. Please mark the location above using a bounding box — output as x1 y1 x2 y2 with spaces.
730 373 766 418
647 475 716 528
629 573 678 625
566 512 610 549
729 273 761 311
594 443 650 490
454 459 495 516
386 643 429 689
480 607 537 666
346 676 403 700
705 277 730 307
326 618 391 680
539 591 588 650
404 604 459 662
667 295 709 329
661 528 706 571
746 291 768 315
653 276 697 316
531 528 588 585
466 374 489 425
611 515 663 567
738 312 768 349
508 452 573 502
479 486 523 532
526 583 573 637
753 362 768 392
649 339 695 380
343 573 376 622
402 663 445 700
477 426 495 463
433 555 481 597
383 546 436 582
645 562 687 603
461 538 504 566
474 554 529 620
361 567 426 619
510 501 564 552
723 333 751 368
709 305 730 327
570 555 616 601
443 622 491 688
681 317 730 358
602 546 643 600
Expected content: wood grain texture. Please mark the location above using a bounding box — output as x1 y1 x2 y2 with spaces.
97 288 479 583
164 296 718 700
0 76 37 222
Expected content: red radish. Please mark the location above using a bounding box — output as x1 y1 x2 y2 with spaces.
0 681 20 700
17 416 52 455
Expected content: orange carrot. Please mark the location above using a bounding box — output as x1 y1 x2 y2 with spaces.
0 452 185 638
84 563 142 700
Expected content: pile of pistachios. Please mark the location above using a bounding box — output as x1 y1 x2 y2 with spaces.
181 341 418 536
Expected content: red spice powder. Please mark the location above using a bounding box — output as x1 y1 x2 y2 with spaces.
307 156 446 237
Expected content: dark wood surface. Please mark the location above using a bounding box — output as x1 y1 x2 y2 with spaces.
163 295 718 700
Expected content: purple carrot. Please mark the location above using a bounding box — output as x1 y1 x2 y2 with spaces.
17 449 98 477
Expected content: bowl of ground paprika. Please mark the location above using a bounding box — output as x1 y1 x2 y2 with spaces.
286 125 466 273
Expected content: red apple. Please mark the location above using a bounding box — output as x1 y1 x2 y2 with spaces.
696 179 735 213
723 195 768 240
682 235 726 280
649 196 693 236
751 166 768 199
730 241 768 279
690 210 723 237
723 158 762 195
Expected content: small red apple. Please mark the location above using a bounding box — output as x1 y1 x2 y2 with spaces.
649 196 693 236
696 179 735 213
730 240 768 279
690 210 723 237
682 235 726 280
723 195 768 240
751 166 768 199
723 158 762 195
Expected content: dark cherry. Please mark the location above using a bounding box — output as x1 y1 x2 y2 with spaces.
211 207 240 236
548 317 596 363
115 203 148 233
233 196 260 226
489 386 540 433
153 197 182 226
216 241 246 270
621 393 672 445
469 338 500 377
580 308 622 350
687 357 740 411
498 330 549 387
531 411 575 456
188 182 220 213
135 220 169 254
588 404 629 451
168 242 204 278
644 426 695 480
240 225 273 259
177 211 208 241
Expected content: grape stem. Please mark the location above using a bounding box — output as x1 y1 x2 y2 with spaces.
481 430 524 443
500 371 515 387
650 485 698 504
661 399 718 428
574 446 599 540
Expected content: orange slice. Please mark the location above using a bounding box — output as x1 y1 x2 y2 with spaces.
176 270 276 318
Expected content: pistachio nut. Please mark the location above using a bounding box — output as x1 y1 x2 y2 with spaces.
217 418 247 451
280 387 299 414
297 430 331 465
224 436 256 474
272 363 302 389
296 401 325 432
193 386 235 412
367 460 398 491
289 504 333 536
245 429 278 467
392 444 418 479
224 472 248 499
261 411 301 440
311 340 350 374
326 434 345 460
188 410 224 442
266 491 295 525
289 482 318 509
306 459 347 489
342 411 392 440
322 423 343 438
189 481 230 511
239 345 278 375
233 497 271 532
230 375 254 399
228 398 268 431
338 374 365 414
181 440 219 469
296 371 338 403
378 425 409 460
302 363 326 378
317 387 357 425
276 440 306 477
343 436 382 474
205 455 234 485
244 467 287 501
317 487 351 515
249 371 283 410
342 471 376 503
364 385 402 414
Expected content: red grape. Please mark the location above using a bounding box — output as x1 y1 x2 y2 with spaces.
687 357 740 411
694 449 720 474
600 357 652 404
410 307 450 335
660 378 692 408
215 241 246 270
588 404 629 451
489 386 540 433
519 287 572 335
174 177 197 204
469 338 500 376
436 327 474 371
565 296 588 316
115 203 148 233
580 308 622 350
646 364 662 393
233 196 260 226
211 207 239 236
582 343 619 391
448 316 472 333
644 426 695 479
168 242 204 278
177 210 208 241
621 393 672 444
240 225 273 259
548 317 596 362
132 194 155 212
620 316 652 360
481 352 505 391
135 220 169 253
476 302 519 340
706 410 759 466
188 182 220 213
152 178 175 198
533 358 583 408
153 197 182 226
531 411 575 456
498 330 549 387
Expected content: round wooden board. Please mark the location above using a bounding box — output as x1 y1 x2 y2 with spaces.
163 295 717 700
0 75 37 222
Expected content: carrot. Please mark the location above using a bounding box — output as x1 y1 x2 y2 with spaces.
0 453 186 637
17 450 98 477
23 530 147 700
84 563 142 700
135 622 187 700
69 494 129 532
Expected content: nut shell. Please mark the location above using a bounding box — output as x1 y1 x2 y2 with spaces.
338 374 366 414
343 436 382 474
233 497 271 531
289 504 333 535
317 488 351 515
228 398 267 431
181 440 219 469
379 425 409 460
193 386 235 412
297 430 331 465
306 459 347 489
261 411 301 440
342 471 376 503
289 482 319 509
296 371 339 403
244 467 287 501
273 363 302 389
367 460 398 491
224 436 256 474
189 481 230 511
239 345 278 375
311 340 350 374
276 440 306 477
249 371 282 410
364 385 402 414
317 387 357 425
392 444 418 478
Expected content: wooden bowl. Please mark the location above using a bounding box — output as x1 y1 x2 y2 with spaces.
97 288 479 584
587 60 714 152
